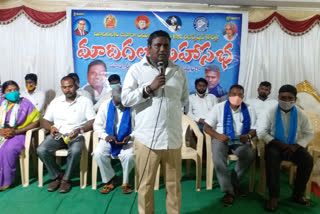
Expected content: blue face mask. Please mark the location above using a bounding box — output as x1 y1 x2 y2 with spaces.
5 91 20 102
110 83 121 89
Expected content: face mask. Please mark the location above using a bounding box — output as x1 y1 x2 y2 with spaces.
110 83 121 89
278 99 295 111
5 91 20 102
26 84 36 91
229 96 243 106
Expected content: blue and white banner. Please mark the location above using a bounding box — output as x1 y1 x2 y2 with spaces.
70 9 247 99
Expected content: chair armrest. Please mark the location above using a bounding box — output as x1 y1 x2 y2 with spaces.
24 127 41 153
38 128 49 145
204 132 212 160
182 115 203 157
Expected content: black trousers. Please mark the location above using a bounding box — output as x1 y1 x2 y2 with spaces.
265 143 313 198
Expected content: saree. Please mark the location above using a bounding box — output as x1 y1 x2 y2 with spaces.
0 98 39 190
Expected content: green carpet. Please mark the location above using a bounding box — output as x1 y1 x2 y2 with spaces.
0 160 319 214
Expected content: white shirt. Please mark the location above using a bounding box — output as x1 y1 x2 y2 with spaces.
121 57 189 149
21 88 46 115
94 98 132 144
246 97 278 120
205 101 256 138
82 83 110 104
258 105 313 148
187 93 218 123
44 95 96 134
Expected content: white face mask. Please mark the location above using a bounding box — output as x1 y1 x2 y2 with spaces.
278 99 295 111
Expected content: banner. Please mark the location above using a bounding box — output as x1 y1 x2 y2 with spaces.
71 9 247 102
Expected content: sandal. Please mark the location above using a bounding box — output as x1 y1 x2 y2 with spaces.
221 193 234 207
264 198 278 212
100 183 115 194
292 196 311 207
122 184 133 194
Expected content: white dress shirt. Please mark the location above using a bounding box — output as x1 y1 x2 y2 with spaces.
21 88 46 114
258 105 313 148
187 93 218 123
246 97 277 120
94 98 133 144
44 94 96 134
121 57 189 149
205 101 256 138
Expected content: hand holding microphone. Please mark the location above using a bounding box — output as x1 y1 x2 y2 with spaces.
149 61 166 91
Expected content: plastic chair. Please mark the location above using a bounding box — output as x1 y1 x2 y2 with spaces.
257 139 296 196
181 115 203 191
91 132 160 191
19 127 40 187
305 111 320 198
205 132 256 192
38 128 92 189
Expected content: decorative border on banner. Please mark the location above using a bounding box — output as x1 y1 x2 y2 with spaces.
249 12 320 36
0 6 66 27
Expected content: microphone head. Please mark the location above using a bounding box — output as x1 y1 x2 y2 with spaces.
157 61 164 67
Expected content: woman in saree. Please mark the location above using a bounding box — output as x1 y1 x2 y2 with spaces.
0 80 40 190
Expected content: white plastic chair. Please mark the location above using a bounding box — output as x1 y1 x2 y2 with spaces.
19 127 40 187
181 115 203 191
38 128 92 189
205 132 256 192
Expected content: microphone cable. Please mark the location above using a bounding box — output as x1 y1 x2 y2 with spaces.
129 74 166 214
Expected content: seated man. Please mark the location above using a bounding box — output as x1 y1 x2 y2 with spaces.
21 73 46 115
37 76 95 193
258 84 313 211
204 84 256 206
188 78 218 132
92 86 134 194
246 81 277 121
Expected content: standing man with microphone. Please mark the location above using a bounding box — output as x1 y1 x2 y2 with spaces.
122 30 189 214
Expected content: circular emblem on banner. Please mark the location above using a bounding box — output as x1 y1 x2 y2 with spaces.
104 15 117 29
135 15 150 30
193 17 208 32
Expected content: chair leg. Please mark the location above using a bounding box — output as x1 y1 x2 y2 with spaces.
80 150 88 189
91 158 98 190
38 158 43 187
289 165 296 185
196 156 202 191
249 160 255 192
19 149 29 187
258 157 266 196
206 159 214 190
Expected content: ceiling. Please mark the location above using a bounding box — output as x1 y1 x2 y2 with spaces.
110 0 320 9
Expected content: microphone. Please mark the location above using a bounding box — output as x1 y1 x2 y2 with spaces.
157 61 165 88
157 61 165 75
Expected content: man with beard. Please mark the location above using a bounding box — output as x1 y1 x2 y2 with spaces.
37 76 96 193
188 78 218 131
246 81 277 121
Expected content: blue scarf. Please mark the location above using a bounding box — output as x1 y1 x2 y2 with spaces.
105 100 131 157
223 100 251 140
274 105 297 145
